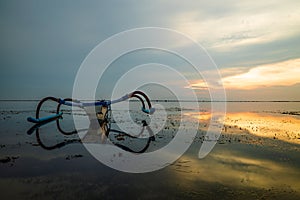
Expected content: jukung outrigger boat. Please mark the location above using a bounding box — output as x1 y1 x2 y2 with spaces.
27 90 155 125
27 90 156 153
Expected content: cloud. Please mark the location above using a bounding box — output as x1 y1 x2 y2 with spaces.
222 58 300 89
189 58 300 90
0 0 299 100
174 1 300 51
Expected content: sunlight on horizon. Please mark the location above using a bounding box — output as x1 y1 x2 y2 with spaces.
188 58 300 91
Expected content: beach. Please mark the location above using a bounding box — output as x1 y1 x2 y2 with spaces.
0 101 300 199
1 0 300 199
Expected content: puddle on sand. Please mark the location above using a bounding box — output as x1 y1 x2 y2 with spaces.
0 101 300 199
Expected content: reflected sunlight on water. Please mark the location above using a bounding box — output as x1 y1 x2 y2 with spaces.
224 112 300 145
0 101 300 199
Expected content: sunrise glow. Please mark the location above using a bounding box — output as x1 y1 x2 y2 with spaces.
188 58 300 91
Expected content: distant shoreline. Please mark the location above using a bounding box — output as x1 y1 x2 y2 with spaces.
0 99 300 102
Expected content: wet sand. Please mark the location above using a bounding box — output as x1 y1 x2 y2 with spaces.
0 101 300 199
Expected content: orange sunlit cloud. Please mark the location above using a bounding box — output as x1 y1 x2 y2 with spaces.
188 58 300 90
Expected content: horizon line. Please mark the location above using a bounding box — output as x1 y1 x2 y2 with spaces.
0 99 300 103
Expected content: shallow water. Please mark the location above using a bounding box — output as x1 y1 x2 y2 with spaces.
0 101 300 199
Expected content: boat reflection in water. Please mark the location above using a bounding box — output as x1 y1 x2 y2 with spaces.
27 105 155 153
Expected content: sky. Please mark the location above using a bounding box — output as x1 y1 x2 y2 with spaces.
0 0 299 100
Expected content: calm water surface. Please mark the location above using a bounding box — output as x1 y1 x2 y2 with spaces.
0 101 299 199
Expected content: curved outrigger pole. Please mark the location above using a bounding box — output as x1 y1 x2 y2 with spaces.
27 90 155 124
